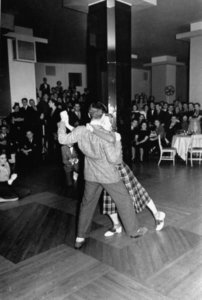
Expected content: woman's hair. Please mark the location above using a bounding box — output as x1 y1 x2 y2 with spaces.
100 113 115 131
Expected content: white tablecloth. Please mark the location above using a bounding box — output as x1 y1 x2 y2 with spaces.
172 134 202 161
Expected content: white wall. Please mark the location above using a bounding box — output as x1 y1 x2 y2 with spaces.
176 65 188 101
131 68 151 99
35 63 87 94
7 39 36 107
152 65 166 102
36 63 151 101
189 36 202 104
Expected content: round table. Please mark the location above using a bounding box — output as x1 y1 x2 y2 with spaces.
172 135 191 161
172 134 202 161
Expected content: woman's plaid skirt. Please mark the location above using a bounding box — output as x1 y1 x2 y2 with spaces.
103 162 152 215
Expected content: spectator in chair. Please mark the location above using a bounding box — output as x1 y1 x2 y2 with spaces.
0 149 30 202
18 130 40 169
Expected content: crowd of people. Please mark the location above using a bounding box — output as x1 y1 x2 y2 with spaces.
131 97 202 162
0 79 91 201
0 77 201 203
0 79 91 173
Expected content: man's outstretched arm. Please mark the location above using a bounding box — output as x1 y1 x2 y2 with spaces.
58 121 79 145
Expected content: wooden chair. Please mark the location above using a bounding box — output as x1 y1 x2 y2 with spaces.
158 135 176 166
186 134 202 167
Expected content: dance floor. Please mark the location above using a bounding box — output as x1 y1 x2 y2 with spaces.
0 159 202 299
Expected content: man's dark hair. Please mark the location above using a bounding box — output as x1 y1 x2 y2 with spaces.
49 99 58 107
88 102 107 119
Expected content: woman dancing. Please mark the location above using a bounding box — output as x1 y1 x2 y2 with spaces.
61 110 165 237
88 114 166 237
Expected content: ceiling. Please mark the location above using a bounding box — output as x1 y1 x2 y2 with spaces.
2 0 202 67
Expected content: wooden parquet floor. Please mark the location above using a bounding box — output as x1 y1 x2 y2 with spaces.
0 160 202 299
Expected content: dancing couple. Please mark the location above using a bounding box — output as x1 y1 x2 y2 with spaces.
58 103 165 249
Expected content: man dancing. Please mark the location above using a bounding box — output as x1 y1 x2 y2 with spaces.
58 102 147 249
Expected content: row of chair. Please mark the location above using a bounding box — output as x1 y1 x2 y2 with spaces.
158 134 202 167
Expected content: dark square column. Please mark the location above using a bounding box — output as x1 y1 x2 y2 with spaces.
87 0 132 164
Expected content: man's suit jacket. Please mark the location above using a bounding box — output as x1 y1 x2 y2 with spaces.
58 122 122 183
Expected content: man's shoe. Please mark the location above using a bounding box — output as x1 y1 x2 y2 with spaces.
74 239 85 250
156 211 166 231
130 227 148 238
104 225 122 237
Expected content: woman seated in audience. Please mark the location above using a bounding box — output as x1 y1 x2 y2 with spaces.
0 149 30 202
138 113 146 126
148 125 158 154
131 103 140 121
139 104 149 120
134 121 149 162
174 106 183 121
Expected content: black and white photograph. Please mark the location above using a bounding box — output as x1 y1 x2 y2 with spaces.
0 0 202 299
